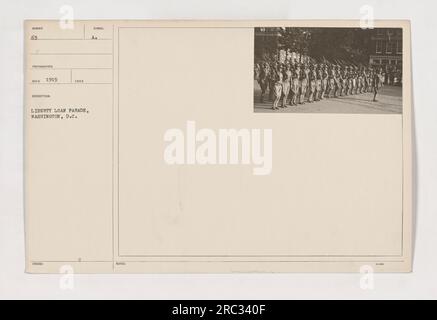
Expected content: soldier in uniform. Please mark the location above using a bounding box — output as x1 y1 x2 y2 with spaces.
356 68 361 94
356 67 361 94
369 68 374 93
351 67 356 95
363 68 369 93
258 62 270 103
347 67 352 95
308 64 317 103
358 68 364 94
342 66 349 96
281 63 292 108
368 67 372 91
254 62 260 81
315 65 322 101
334 65 342 97
268 62 277 101
327 65 336 98
372 68 381 102
320 64 329 100
352 67 357 95
272 65 283 110
299 64 308 104
290 63 300 106
379 68 385 89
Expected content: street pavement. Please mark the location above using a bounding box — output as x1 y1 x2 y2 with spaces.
254 81 402 114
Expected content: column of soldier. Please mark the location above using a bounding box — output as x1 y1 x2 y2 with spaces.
255 60 382 110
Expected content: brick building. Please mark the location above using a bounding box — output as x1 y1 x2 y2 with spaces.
369 28 402 70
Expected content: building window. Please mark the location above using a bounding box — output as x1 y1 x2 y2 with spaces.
397 40 402 54
376 40 382 54
377 29 384 36
387 29 394 38
386 41 392 54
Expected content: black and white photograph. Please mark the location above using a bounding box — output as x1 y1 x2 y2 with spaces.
3 0 437 303
254 27 403 113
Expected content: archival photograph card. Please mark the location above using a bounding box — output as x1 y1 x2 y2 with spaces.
24 20 412 273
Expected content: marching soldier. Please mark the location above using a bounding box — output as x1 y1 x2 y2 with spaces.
356 68 361 94
299 64 308 104
379 68 385 88
328 65 336 98
290 63 300 106
356 67 361 95
320 64 329 100
308 64 317 103
342 66 349 96
369 68 374 93
254 62 260 81
349 67 354 95
358 68 364 94
315 65 322 101
272 65 283 110
352 67 358 95
281 63 292 108
366 68 372 92
363 68 369 93
258 62 270 103
255 47 385 108
372 68 381 102
335 65 342 97
268 62 277 101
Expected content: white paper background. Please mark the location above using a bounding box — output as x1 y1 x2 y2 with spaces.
1 0 436 299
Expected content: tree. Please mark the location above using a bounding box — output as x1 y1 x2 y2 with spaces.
277 28 313 62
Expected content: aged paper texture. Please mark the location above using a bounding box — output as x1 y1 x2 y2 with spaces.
24 20 412 273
